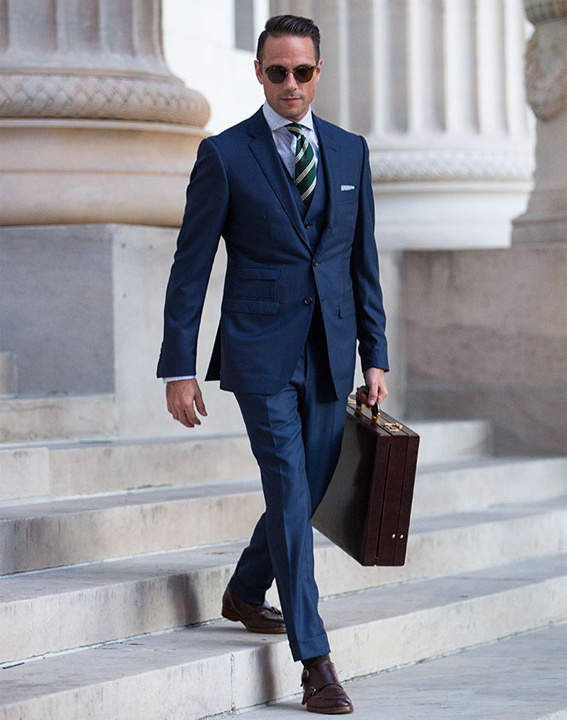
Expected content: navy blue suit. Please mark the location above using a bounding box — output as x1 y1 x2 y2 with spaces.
158 108 388 660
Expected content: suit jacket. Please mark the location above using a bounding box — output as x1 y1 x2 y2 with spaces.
157 108 388 397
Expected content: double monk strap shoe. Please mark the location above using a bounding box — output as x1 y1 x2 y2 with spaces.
301 659 354 714
221 585 286 634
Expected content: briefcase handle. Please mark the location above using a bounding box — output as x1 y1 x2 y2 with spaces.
355 385 381 425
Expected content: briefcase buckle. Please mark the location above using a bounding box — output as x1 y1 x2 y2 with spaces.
383 421 403 432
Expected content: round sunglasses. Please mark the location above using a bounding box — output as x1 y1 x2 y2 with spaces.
261 64 318 84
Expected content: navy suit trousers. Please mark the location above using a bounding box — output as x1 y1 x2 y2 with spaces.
230 308 347 661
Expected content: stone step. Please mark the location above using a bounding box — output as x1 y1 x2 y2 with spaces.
1 456 565 574
1 498 564 664
0 478 263 575
0 394 117 444
0 353 16 397
0 418 491 502
234 623 567 720
410 418 492 463
0 554 564 720
0 434 257 502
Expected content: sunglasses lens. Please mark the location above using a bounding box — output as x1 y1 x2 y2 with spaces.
265 66 287 84
294 66 315 83
264 65 316 84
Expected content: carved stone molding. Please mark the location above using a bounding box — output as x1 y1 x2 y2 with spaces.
524 0 567 122
370 151 533 183
524 0 567 24
525 33 567 120
0 73 210 127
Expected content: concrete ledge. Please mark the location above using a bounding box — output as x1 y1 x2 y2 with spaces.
0 447 49 501
1 456 565 574
0 395 117 443
0 554 563 720
0 498 564 663
0 479 264 574
0 418 492 501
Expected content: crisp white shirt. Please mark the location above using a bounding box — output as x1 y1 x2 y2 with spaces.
262 101 320 177
164 102 319 384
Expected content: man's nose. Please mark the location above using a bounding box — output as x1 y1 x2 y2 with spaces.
282 71 299 91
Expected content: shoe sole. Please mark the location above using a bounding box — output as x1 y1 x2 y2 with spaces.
306 707 354 714
221 607 287 634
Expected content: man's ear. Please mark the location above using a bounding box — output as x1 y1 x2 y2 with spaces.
254 60 264 85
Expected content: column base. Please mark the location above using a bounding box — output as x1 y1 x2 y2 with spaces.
373 183 532 251
0 224 244 437
0 119 206 227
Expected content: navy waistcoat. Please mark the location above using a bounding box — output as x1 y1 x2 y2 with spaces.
283 153 328 249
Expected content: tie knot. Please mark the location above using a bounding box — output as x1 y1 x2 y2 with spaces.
286 123 305 136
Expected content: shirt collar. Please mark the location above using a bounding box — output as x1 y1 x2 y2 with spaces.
262 101 315 133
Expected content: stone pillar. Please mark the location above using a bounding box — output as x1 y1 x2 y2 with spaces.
0 2 246 439
367 0 533 250
513 0 567 243
273 0 533 250
0 0 209 226
404 0 566 455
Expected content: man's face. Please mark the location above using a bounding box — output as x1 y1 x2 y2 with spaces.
255 35 322 122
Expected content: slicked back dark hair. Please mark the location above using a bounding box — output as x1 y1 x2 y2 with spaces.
256 15 321 63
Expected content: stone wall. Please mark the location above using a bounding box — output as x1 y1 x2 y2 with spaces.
405 243 567 455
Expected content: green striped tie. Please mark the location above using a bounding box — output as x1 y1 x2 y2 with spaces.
287 123 317 208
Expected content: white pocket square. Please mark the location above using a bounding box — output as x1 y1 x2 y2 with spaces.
340 184 355 191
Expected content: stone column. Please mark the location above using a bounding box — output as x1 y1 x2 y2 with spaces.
0 2 248 439
404 0 566 454
513 0 567 243
273 0 533 250
0 0 209 226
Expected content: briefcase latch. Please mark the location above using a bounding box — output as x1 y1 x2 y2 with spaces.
383 421 403 432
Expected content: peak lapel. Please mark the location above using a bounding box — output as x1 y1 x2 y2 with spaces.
247 111 309 250
313 115 338 255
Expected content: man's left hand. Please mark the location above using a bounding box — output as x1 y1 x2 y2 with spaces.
362 368 388 407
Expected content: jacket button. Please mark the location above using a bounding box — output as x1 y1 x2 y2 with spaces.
303 296 314 305
304 221 311 228
312 259 319 267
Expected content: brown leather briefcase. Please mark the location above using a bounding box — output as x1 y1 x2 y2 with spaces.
312 391 420 566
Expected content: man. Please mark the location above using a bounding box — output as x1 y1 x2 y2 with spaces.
158 15 388 714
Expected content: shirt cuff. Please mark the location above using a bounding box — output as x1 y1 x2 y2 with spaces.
163 376 196 384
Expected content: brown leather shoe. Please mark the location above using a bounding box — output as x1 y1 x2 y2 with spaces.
301 659 354 714
221 585 286 634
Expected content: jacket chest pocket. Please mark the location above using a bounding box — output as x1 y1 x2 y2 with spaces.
226 266 281 301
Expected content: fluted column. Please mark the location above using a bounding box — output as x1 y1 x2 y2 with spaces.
513 0 567 243
273 0 533 249
0 0 210 226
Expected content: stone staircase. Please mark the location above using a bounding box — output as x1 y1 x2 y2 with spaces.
0 394 565 720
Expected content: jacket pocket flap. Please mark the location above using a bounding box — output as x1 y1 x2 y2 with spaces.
238 267 281 281
222 297 279 315
339 299 356 318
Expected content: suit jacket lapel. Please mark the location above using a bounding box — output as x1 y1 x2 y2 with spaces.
313 114 338 256
247 110 309 248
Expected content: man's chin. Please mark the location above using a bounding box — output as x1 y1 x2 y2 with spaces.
278 103 308 122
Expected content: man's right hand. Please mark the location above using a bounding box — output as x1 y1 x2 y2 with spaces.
166 378 208 428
